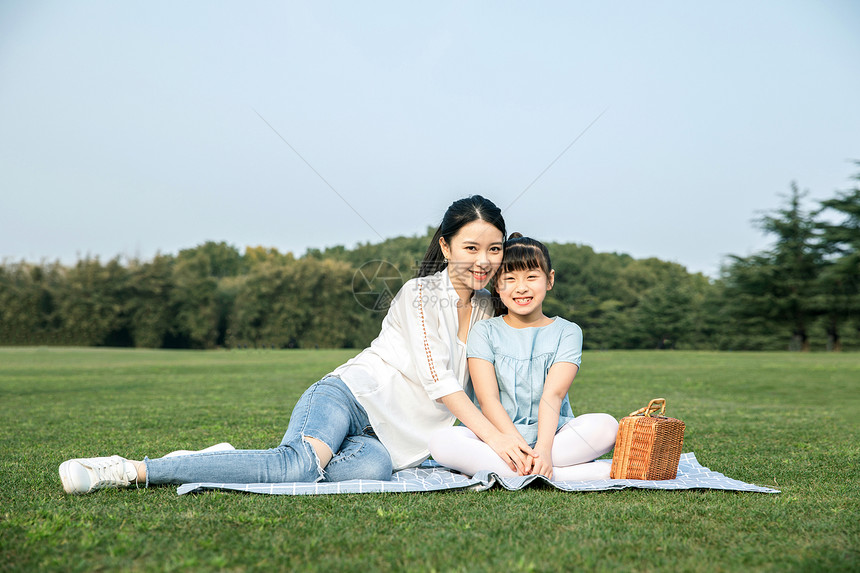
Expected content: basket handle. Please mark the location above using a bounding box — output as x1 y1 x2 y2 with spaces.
629 398 666 417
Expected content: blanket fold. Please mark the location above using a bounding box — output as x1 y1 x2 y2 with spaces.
176 452 779 496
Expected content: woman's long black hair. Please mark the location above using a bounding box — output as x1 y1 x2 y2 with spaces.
416 195 506 278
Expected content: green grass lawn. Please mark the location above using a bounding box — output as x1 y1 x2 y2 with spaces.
1 348 857 572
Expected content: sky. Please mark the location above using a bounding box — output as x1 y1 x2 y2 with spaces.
1 1 859 277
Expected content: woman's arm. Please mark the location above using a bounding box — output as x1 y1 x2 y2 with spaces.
395 281 535 473
397 280 468 399
439 390 536 475
531 361 579 479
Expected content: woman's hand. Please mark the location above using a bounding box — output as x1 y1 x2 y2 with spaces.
529 444 553 480
485 432 537 475
439 391 537 474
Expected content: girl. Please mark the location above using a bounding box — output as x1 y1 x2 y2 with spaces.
429 234 618 481
59 196 538 494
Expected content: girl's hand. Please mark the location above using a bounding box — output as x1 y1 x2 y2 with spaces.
530 445 553 480
485 432 537 475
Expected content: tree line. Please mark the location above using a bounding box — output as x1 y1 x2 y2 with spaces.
2 170 857 351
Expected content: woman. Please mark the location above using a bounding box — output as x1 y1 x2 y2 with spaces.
60 195 537 493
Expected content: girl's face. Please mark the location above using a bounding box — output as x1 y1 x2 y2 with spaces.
496 266 555 319
439 219 504 294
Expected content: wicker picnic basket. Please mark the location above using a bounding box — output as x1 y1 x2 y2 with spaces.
610 398 685 480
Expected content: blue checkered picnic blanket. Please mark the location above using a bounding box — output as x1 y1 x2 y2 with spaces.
176 452 780 495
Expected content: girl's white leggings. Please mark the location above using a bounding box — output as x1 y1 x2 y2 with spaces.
429 413 619 481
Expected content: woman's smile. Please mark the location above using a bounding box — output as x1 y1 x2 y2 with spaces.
470 268 490 282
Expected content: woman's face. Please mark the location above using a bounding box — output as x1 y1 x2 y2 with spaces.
439 219 504 293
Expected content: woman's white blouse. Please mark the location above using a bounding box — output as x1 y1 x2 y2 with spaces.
329 268 494 470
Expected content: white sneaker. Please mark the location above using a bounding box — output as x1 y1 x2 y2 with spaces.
162 442 235 459
59 455 138 494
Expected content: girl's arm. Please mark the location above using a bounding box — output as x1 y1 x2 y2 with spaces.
531 361 579 479
439 390 535 475
469 357 523 438
468 357 537 475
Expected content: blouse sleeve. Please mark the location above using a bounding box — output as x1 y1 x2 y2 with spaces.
466 320 495 363
396 279 465 400
553 321 583 367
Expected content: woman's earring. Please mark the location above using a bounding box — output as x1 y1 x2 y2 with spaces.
443 257 448 263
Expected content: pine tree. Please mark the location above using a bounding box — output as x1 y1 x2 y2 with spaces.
724 183 823 350
816 163 860 350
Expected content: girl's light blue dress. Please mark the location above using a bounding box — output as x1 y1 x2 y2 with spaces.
466 316 583 445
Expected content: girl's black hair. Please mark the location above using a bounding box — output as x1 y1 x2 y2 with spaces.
492 233 553 315
499 232 552 277
416 195 506 277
